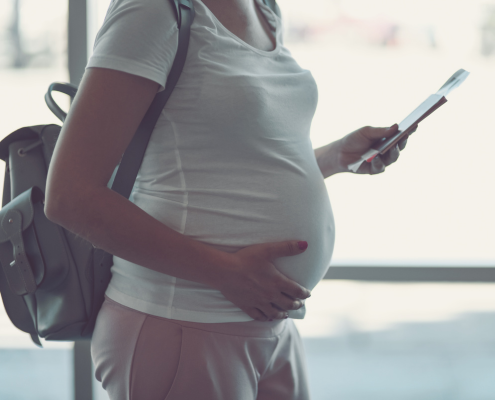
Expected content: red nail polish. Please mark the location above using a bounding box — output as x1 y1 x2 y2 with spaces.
298 241 308 250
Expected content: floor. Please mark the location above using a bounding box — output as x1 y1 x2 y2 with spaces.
2 282 495 400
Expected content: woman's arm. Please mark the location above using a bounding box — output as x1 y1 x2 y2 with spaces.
314 141 344 179
45 67 310 321
45 68 233 289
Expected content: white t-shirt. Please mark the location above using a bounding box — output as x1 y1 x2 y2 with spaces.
86 0 335 323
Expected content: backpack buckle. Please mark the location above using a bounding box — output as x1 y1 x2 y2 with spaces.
0 187 44 295
0 209 37 295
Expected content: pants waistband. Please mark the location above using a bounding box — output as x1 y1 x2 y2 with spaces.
104 296 288 338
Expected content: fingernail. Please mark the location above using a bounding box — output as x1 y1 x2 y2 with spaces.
298 241 308 250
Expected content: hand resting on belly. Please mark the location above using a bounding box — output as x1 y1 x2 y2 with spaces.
211 239 312 322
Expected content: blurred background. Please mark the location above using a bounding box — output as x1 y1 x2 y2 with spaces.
1 0 495 399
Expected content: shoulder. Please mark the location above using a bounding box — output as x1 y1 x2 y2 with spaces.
106 0 176 17
100 0 178 34
88 0 180 92
92 0 179 55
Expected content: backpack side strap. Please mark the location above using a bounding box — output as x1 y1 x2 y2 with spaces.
0 187 45 295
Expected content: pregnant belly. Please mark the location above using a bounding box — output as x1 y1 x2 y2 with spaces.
132 173 336 292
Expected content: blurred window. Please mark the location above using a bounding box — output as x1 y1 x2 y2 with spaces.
0 1 72 399
278 2 495 397
87 0 111 58
295 280 495 400
278 0 495 267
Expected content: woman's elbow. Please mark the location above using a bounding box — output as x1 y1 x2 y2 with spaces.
44 189 66 223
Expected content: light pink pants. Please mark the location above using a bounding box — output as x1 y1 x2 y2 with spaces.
91 296 312 400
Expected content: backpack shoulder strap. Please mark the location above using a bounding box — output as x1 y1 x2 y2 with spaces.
109 0 195 198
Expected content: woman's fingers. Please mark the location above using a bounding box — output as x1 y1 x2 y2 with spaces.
382 144 400 166
398 135 409 151
274 295 304 312
241 297 296 322
397 125 416 150
246 307 269 321
279 278 311 301
355 161 371 174
355 152 395 175
370 155 386 174
349 124 416 174
263 304 288 320
360 124 399 141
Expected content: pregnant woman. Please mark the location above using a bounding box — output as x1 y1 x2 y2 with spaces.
45 0 413 399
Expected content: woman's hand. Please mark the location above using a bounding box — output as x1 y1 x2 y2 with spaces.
216 241 312 321
338 123 417 175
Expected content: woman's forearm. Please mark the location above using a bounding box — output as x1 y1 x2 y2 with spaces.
314 139 346 179
45 186 234 290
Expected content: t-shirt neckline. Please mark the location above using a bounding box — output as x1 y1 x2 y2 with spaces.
195 0 282 57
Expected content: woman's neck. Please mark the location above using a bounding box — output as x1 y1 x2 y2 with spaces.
200 0 258 25
200 0 276 51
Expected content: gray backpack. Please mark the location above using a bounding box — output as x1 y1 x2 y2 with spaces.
0 0 280 346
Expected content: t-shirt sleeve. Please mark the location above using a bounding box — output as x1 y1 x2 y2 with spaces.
85 0 179 92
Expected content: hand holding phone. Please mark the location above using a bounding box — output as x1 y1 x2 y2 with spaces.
348 69 470 172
